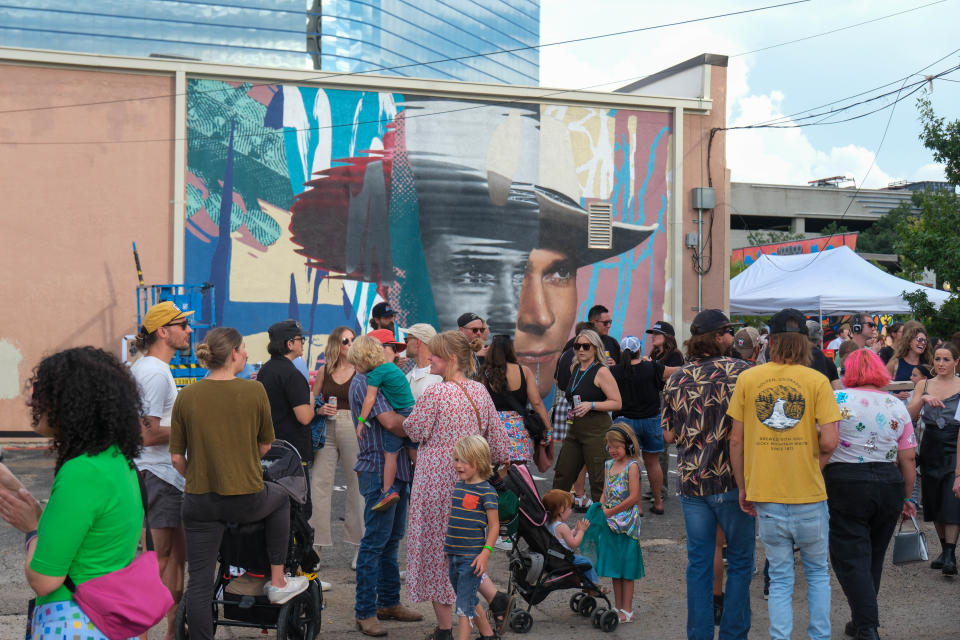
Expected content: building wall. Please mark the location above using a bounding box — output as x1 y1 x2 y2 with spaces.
0 64 175 430
0 54 727 430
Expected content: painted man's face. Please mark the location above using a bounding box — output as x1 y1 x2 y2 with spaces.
514 248 578 398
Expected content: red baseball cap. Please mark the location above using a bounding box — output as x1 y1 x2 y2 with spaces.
368 329 406 352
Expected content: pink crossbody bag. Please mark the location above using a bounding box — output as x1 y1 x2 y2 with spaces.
63 472 173 640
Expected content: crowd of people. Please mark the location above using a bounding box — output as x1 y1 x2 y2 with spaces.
1 299 959 640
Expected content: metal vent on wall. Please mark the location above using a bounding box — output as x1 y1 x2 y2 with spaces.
587 202 613 249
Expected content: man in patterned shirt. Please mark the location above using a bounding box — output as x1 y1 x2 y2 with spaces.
661 309 755 640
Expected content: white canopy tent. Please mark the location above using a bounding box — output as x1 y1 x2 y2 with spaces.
730 246 950 315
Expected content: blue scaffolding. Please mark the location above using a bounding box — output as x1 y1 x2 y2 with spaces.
136 283 215 387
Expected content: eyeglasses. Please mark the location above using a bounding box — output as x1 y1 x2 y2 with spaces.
573 343 593 351
341 337 353 345
165 320 190 329
290 336 305 343
598 320 612 326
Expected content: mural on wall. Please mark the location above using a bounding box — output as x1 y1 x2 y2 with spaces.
185 79 672 397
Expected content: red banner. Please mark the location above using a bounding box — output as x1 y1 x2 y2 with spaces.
732 233 858 267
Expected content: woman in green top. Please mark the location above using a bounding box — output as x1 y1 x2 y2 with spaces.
0 347 144 640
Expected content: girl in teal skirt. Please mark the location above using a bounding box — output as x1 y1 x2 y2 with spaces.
581 425 644 623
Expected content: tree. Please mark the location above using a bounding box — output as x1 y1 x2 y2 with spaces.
894 188 960 289
855 202 911 254
918 95 960 186
901 289 960 340
818 221 849 237
746 230 804 246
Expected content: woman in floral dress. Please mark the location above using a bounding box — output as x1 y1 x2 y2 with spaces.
404 331 511 640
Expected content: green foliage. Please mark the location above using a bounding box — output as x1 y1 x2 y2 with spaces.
746 230 804 246
818 221 849 237
730 261 749 279
918 95 960 186
855 202 912 254
901 289 960 339
894 189 960 289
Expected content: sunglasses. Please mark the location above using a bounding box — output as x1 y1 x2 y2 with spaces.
915 337 928 344
573 343 594 351
863 322 877 328
598 320 612 326
341 337 354 345
724 327 737 336
468 327 484 334
165 320 190 329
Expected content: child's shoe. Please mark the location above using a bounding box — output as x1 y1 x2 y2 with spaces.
371 488 400 511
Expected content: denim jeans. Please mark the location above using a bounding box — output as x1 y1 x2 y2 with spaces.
823 462 903 631
447 554 483 617
756 501 830 640
355 471 410 619
680 489 756 640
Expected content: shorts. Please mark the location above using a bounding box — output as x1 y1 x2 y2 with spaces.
447 554 483 617
383 405 417 454
142 470 184 529
613 416 664 454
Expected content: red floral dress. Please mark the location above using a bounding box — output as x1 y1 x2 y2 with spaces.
403 379 510 604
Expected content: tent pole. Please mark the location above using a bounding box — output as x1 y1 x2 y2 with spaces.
819 299 823 349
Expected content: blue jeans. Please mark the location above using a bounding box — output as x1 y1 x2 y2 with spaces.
613 416 665 453
447 554 483 617
756 501 830 640
355 471 410 619
680 490 756 640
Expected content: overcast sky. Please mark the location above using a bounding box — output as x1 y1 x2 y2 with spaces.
538 0 960 188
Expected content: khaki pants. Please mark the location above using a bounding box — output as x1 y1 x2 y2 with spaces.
309 409 364 546
551 411 612 503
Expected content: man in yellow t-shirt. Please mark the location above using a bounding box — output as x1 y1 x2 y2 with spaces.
728 308 840 640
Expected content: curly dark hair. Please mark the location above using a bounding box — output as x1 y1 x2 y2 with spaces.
28 346 143 473
479 335 518 393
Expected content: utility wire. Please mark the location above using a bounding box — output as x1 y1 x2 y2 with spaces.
0 0 809 116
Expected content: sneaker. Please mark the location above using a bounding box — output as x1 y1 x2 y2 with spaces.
264 576 309 604
494 537 513 551
763 584 769 600
372 488 400 512
319 580 332 592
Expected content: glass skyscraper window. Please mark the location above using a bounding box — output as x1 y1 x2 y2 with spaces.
0 0 539 85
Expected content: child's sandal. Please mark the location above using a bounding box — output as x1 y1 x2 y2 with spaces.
618 609 634 623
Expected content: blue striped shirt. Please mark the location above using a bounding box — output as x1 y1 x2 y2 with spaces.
444 480 498 556
350 373 413 482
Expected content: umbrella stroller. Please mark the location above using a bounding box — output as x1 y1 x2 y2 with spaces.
501 464 618 633
174 440 322 640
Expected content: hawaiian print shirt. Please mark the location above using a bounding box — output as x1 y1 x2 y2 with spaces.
661 356 752 497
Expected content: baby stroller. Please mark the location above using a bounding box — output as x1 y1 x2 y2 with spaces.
501 464 619 633
174 440 323 640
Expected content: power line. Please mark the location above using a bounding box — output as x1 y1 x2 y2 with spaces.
0 0 810 116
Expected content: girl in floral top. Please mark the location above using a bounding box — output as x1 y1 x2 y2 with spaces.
581 425 644 623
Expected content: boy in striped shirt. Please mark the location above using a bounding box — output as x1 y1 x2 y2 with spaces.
445 435 500 640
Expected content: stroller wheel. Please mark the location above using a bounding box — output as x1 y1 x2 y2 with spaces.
277 580 322 640
508 610 533 634
577 595 597 618
569 592 585 613
591 607 607 628
600 609 620 632
174 598 218 640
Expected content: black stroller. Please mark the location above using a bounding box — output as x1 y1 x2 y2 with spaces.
501 464 619 633
174 440 323 640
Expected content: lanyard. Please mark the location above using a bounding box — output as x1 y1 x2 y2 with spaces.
570 362 597 395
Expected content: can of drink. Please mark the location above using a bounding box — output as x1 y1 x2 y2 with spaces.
604 350 611 359
573 395 582 407
328 396 338 409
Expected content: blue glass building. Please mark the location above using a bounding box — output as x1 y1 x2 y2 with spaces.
0 0 539 85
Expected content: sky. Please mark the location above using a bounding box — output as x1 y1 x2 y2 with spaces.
538 0 960 188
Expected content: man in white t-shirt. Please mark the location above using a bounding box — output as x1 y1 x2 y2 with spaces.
131 300 193 640
827 324 850 351
404 323 442 400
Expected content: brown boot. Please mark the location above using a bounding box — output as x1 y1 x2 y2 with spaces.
356 617 388 637
377 604 424 622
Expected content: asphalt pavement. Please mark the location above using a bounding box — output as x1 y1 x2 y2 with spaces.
1 444 957 639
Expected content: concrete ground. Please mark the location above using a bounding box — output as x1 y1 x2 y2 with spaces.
1 444 957 639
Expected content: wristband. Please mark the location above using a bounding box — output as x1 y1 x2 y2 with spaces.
357 416 366 424
24 530 38 553
905 498 918 505
591 402 595 411
483 545 494 553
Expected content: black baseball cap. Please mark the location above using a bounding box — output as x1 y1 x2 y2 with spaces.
645 321 675 337
457 312 483 328
769 308 807 334
690 309 734 336
371 302 395 319
268 319 304 343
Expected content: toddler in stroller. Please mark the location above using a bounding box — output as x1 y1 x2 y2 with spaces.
500 464 620 633
175 440 323 640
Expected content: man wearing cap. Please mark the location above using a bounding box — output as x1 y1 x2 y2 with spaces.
257 320 315 472
661 309 755 640
370 302 397 334
733 327 761 364
404 323 442 400
457 312 485 377
131 301 193 640
728 308 841 640
806 320 841 390
588 304 621 365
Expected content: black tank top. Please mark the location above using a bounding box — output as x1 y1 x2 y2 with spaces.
565 363 606 404
486 366 528 411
